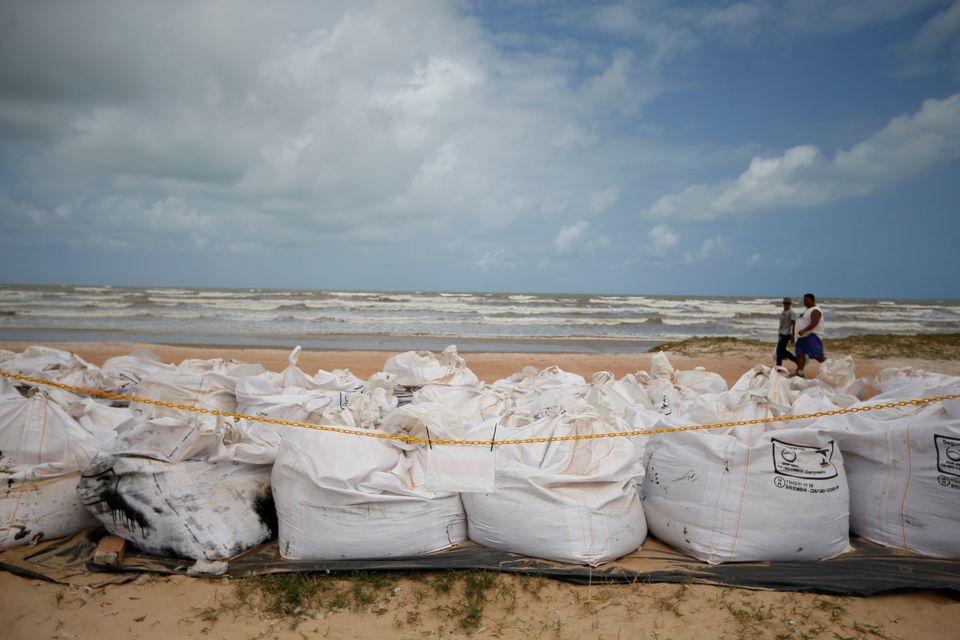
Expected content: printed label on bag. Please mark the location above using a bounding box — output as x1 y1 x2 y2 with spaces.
935 434 960 478
771 438 838 480
425 445 496 494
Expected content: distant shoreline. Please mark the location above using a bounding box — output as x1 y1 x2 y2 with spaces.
3 331 959 358
0 330 662 354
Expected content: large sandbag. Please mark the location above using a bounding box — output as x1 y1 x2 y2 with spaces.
584 371 653 419
100 349 176 392
0 346 106 410
461 411 646 565
77 416 275 560
234 346 362 424
643 422 850 564
412 385 507 422
384 345 480 387
272 403 466 560
0 391 99 548
825 390 960 558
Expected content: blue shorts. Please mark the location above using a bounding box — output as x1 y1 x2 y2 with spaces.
796 334 824 359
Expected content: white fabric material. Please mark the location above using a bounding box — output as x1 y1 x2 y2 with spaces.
233 347 375 427
0 345 97 376
101 349 176 392
0 392 99 548
0 347 106 410
584 372 653 419
0 375 18 399
272 426 466 560
384 345 480 387
77 416 276 560
461 412 646 565
413 385 507 423
676 368 728 395
643 422 850 563
70 398 130 450
491 365 586 396
130 370 239 419
823 372 960 558
814 356 865 397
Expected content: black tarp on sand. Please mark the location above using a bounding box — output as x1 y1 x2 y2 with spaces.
1 529 958 595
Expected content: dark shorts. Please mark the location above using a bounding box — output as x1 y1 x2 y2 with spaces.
796 334 824 359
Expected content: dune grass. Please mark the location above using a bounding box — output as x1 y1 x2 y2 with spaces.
649 333 960 360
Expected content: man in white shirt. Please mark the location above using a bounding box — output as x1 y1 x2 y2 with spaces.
794 293 825 378
776 297 797 368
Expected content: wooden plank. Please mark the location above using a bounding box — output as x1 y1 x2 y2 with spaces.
92 535 127 566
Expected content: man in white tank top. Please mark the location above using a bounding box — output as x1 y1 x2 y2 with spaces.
794 292 825 378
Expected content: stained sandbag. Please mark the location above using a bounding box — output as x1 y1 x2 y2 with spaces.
0 391 99 548
643 420 850 564
77 416 275 560
272 405 466 560
461 411 646 565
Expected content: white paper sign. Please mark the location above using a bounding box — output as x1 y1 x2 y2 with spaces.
425 445 496 493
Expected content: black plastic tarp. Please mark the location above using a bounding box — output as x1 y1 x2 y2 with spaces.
2 529 958 595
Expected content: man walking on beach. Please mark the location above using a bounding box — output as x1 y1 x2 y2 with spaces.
795 293 825 378
776 297 797 368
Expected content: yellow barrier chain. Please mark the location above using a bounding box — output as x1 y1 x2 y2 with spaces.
2 369 958 447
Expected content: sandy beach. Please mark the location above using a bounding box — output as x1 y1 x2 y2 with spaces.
2 340 959 640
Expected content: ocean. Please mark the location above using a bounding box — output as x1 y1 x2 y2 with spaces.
1 284 957 353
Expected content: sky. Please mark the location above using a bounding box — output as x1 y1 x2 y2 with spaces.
1 0 958 298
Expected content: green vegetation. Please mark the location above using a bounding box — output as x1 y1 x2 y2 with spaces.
650 333 960 360
201 569 504 632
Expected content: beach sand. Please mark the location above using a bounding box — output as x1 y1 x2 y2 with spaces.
1 340 959 640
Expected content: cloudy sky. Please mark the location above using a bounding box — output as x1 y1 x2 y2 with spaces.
1 0 958 297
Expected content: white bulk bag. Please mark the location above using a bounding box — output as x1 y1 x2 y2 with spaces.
584 372 653 419
492 365 586 396
101 349 176 392
461 411 647 565
413 385 507 423
872 368 960 400
0 346 106 410
827 396 960 558
272 404 467 560
384 345 480 387
0 391 99 548
77 416 275 560
676 368 728 395
234 346 361 424
643 423 850 563
0 345 97 377
129 371 239 419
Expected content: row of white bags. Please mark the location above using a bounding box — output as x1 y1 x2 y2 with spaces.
2 345 958 566
273 405 646 565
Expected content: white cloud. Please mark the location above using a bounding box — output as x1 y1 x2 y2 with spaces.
0 0 670 254
646 224 680 257
746 253 762 265
553 220 590 256
472 248 516 272
683 236 729 264
648 93 960 220
588 187 619 215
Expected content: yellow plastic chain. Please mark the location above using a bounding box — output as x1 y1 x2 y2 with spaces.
2 369 957 447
